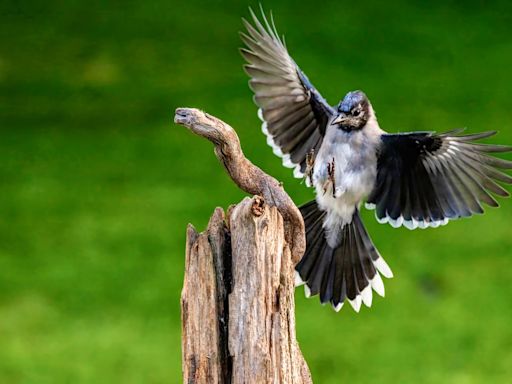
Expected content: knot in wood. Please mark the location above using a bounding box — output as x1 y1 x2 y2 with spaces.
251 195 265 216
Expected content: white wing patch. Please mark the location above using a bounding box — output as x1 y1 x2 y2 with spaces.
259 108 306 179
365 202 450 230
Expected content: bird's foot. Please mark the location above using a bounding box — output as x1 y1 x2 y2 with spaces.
304 149 315 186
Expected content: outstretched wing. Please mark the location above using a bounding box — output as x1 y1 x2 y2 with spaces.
241 9 334 180
366 130 512 229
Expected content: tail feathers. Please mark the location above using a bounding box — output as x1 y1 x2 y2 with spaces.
296 200 393 312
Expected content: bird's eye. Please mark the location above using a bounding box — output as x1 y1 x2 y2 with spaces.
352 109 362 117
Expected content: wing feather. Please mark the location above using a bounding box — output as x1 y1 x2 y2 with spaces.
368 130 512 228
241 8 334 179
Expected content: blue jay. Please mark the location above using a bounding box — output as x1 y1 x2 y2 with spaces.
240 10 512 312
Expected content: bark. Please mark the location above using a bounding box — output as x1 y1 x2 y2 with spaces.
177 108 311 383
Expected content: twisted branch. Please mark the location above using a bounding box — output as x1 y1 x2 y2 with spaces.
174 107 305 263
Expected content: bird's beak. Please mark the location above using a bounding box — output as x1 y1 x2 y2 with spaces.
331 113 348 126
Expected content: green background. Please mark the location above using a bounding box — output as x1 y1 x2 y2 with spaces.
1 1 512 383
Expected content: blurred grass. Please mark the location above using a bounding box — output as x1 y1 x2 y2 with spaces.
1 0 512 383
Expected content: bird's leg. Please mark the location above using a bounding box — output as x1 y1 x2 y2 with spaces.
323 157 336 197
328 158 336 198
304 149 315 186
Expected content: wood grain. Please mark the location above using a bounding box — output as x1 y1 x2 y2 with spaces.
181 199 312 383
177 108 311 383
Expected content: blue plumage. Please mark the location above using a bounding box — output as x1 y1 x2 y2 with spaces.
338 90 366 113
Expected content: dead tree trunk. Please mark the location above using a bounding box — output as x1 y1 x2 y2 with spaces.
176 108 311 383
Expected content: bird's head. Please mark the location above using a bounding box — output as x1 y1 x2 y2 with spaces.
331 90 370 131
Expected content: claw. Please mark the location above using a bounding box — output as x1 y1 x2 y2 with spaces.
322 179 330 195
327 157 336 197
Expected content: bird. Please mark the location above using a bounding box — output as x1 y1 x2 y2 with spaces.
240 8 512 312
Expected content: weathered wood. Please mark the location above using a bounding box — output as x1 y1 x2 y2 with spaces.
181 208 230 383
181 197 312 384
177 108 311 383
228 197 312 384
174 107 305 264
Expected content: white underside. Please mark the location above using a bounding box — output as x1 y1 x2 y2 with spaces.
313 118 381 246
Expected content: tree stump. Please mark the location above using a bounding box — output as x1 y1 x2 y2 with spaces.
176 108 311 383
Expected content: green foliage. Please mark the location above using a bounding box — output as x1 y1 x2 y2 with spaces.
1 1 512 382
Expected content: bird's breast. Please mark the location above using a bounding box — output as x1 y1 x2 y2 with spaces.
313 129 379 222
